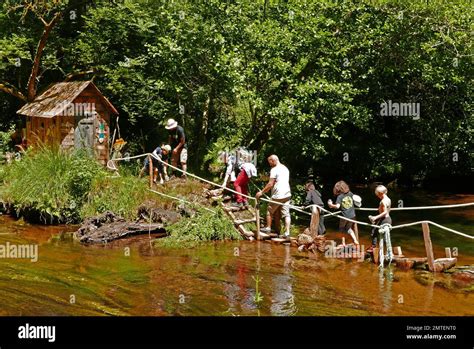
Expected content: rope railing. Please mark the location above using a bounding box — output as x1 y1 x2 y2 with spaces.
109 152 474 240
148 189 216 214
356 202 474 211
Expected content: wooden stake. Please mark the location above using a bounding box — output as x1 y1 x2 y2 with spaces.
309 205 320 235
148 155 153 188
353 223 359 244
422 222 435 272
373 247 380 264
255 199 261 241
445 247 452 258
394 246 402 256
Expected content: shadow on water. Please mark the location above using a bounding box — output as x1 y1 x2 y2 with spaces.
0 189 472 316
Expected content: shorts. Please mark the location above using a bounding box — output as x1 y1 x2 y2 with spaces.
339 217 355 233
267 197 291 219
179 148 188 163
171 148 188 166
144 156 164 173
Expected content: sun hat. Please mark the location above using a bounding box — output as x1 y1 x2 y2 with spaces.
165 118 178 130
353 194 362 208
162 144 172 152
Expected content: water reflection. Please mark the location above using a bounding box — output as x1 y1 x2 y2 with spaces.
0 201 473 317
378 266 394 312
271 245 297 316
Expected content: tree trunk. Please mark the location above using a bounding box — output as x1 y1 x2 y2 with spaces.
194 93 212 168
247 115 277 151
0 83 27 102
26 12 61 101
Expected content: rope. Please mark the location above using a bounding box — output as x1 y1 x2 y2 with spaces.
107 153 149 172
378 224 393 269
148 189 216 214
391 220 474 240
150 153 257 202
304 204 380 228
109 151 473 239
357 202 474 211
150 153 473 235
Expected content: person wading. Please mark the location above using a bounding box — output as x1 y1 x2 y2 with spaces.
165 118 187 179
256 155 292 239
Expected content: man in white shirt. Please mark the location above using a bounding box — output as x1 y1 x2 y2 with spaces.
256 155 291 238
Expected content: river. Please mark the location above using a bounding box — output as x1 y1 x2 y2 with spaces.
0 188 472 316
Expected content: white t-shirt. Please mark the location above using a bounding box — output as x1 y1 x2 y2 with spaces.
270 163 291 199
241 162 257 178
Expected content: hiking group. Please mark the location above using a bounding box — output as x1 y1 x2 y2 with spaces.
142 118 392 252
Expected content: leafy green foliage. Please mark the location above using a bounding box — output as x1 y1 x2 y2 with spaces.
0 125 14 154
0 0 472 187
156 208 242 249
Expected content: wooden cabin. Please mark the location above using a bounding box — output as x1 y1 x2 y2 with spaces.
16 81 119 166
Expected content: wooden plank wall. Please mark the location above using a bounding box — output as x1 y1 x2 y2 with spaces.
26 86 112 165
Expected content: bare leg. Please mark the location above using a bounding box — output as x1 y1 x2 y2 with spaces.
348 228 359 245
274 209 282 235
181 163 187 178
284 216 291 235
266 212 272 229
353 223 359 243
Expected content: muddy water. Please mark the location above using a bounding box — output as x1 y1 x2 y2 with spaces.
0 189 472 316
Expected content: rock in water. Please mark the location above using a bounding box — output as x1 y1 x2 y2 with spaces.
296 228 326 253
297 233 314 246
137 201 181 224
75 211 165 244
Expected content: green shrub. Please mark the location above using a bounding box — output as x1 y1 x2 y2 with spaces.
81 175 153 221
155 208 242 249
0 126 14 154
82 176 210 221
1 146 103 223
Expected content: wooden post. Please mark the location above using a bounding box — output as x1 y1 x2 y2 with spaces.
309 205 320 236
148 155 153 188
373 247 380 265
445 247 452 258
255 199 261 241
394 246 402 256
422 222 435 272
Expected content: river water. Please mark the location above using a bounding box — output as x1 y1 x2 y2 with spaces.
0 189 472 316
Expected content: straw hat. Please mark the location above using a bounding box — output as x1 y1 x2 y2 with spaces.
165 118 178 130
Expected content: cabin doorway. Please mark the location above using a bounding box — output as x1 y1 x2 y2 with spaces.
74 116 95 155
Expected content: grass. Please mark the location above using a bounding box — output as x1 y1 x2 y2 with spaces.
0 145 243 249
82 176 210 221
155 208 243 249
0 144 215 224
1 146 103 223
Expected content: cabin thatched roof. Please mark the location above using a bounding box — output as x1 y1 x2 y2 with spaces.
17 81 119 118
